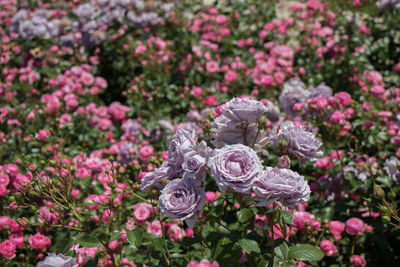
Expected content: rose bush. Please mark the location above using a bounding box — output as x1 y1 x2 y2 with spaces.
0 0 400 266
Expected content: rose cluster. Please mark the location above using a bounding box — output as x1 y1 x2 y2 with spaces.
141 97 320 227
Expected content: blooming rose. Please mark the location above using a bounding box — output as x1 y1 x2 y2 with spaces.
252 167 310 207
279 78 309 117
320 240 337 256
0 240 16 260
182 151 206 182
133 203 154 222
293 211 315 230
75 247 98 265
168 129 197 175
28 233 51 249
351 255 367 266
221 97 268 124
168 222 185 242
208 144 263 193
329 221 345 236
211 114 269 152
277 121 323 161
384 156 400 184
140 162 176 192
36 253 77 267
146 220 163 237
159 179 206 228
346 218 364 235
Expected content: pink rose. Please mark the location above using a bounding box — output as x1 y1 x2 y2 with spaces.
146 220 163 237
9 233 24 248
134 203 154 222
320 240 337 256
330 111 345 124
293 211 315 230
351 255 366 266
139 145 154 159
108 102 130 121
206 61 219 73
370 85 385 97
76 247 98 265
329 221 345 236
0 240 16 260
346 218 364 235
224 70 237 83
308 96 327 110
335 92 351 107
168 223 185 242
187 259 219 267
28 233 51 250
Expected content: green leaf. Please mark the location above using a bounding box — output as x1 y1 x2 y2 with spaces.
274 240 289 260
110 232 122 242
77 235 100 248
238 238 260 254
280 211 293 225
237 208 255 223
126 228 143 247
143 232 164 251
288 244 324 262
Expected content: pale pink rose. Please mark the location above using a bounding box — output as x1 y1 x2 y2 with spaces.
146 220 163 237
168 223 185 242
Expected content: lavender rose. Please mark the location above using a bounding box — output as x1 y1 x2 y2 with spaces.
253 167 310 207
221 97 268 124
159 179 206 228
208 144 263 193
384 156 400 184
141 162 176 192
211 114 269 153
36 253 77 267
168 129 197 174
182 141 207 186
277 121 323 161
279 78 309 117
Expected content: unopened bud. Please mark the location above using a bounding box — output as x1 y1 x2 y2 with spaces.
278 155 290 168
388 190 396 201
382 216 391 224
109 156 115 162
374 184 385 199
258 116 267 130
278 138 288 151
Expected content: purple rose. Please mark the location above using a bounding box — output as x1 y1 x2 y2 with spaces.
36 253 77 267
384 156 400 184
208 144 263 193
308 82 332 99
168 129 197 174
141 163 176 192
182 144 207 186
221 97 268 124
119 143 136 164
279 78 309 117
277 121 323 161
211 114 269 153
159 179 206 228
253 167 310 207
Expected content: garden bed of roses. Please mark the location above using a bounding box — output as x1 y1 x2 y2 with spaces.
1 0 400 266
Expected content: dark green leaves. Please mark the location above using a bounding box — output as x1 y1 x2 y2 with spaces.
238 238 261 254
288 244 324 262
77 235 100 248
126 228 143 247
